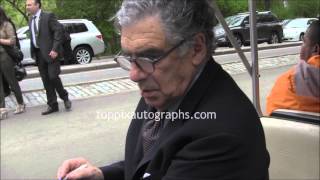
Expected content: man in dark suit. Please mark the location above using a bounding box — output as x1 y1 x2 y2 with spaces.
26 0 71 115
57 0 270 179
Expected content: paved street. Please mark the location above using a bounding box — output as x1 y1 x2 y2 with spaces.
1 91 140 180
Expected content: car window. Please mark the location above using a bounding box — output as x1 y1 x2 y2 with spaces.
224 15 246 26
72 23 88 33
257 15 264 23
282 19 291 26
62 24 74 34
285 19 307 28
258 15 271 23
62 23 88 34
269 15 278 22
243 16 249 24
307 19 315 25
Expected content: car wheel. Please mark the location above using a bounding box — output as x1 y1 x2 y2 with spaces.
73 46 93 64
268 32 279 44
299 33 304 41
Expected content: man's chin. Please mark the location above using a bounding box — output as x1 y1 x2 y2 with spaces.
143 97 164 110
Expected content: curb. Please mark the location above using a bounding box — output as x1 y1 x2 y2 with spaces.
213 42 302 55
25 61 119 79
25 42 302 79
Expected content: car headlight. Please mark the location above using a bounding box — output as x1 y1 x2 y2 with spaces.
215 28 225 36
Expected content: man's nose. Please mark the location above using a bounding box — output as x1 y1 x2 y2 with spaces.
129 63 148 82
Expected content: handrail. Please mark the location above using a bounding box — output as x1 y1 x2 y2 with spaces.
249 0 262 116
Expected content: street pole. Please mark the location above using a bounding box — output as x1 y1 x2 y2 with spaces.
249 0 262 116
211 0 252 77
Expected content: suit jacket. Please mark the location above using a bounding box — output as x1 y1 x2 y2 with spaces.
101 59 270 180
29 11 63 63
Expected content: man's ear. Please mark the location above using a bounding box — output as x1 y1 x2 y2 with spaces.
313 44 320 55
191 33 207 66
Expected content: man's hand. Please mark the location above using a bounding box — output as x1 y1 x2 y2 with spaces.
49 50 58 60
0 38 12 46
57 157 104 180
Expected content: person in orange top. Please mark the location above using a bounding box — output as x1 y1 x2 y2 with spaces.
266 19 320 115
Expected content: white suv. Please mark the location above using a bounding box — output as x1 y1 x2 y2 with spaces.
17 19 105 65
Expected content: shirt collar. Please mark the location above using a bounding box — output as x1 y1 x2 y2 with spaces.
34 9 41 18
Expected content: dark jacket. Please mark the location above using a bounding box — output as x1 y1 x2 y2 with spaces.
100 59 270 180
29 11 63 63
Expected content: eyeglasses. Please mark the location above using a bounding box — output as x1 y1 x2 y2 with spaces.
114 38 188 74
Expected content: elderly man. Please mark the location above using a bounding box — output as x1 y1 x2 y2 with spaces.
57 0 270 179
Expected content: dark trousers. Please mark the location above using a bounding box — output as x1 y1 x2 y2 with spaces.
35 50 68 108
3 77 11 97
0 54 24 108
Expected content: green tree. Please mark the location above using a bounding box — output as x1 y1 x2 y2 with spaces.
286 0 319 18
215 0 248 17
213 0 319 20
0 0 28 27
264 0 319 20
55 0 122 54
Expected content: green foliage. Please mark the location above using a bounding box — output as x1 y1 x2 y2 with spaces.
258 0 319 20
285 0 319 18
215 0 248 17
0 0 27 27
214 0 319 21
54 0 122 54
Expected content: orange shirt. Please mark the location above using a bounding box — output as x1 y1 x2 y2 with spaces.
266 55 320 115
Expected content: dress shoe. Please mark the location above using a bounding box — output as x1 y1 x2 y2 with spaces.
41 106 59 115
64 99 72 111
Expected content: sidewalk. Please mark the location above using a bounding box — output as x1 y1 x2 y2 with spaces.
4 54 299 110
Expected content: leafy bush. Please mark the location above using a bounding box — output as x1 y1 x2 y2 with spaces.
215 0 319 20
54 0 122 55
